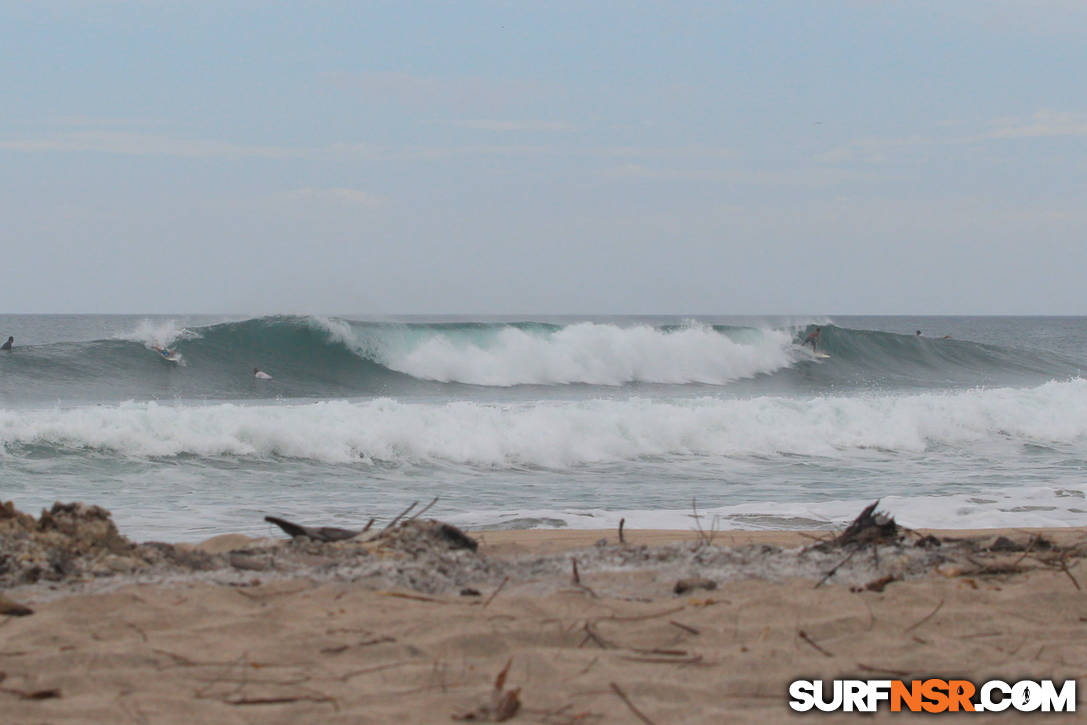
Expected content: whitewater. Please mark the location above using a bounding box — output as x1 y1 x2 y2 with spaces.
1 314 1085 540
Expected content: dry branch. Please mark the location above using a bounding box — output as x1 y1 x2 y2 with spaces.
609 683 656 725
797 630 833 657
904 598 945 633
382 501 419 532
669 620 700 635
482 577 509 609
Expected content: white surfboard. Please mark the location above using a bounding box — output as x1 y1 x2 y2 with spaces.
152 346 180 363
814 352 831 359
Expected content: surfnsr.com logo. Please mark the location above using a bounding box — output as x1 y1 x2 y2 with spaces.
789 679 1076 713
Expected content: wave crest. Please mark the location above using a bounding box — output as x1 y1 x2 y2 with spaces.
377 322 799 386
4 379 1086 465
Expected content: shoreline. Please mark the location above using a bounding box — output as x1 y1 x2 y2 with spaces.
2 503 1085 722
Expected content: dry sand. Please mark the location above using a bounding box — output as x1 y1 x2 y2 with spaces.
1 503 1086 723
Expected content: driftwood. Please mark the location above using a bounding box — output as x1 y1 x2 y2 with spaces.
830 500 898 547
263 516 362 543
673 578 716 595
0 595 33 617
433 523 479 551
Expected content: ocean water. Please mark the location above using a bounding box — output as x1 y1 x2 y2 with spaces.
1 314 1085 542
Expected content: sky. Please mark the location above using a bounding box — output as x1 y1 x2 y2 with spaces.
2 1 1086 315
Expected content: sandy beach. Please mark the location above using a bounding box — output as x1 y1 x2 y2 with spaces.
2 503 1086 724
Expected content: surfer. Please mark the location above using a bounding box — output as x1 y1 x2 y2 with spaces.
151 345 174 359
0 336 11 351
254 367 272 380
803 327 821 352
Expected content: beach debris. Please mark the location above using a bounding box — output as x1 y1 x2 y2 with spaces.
453 657 521 722
0 500 494 592
0 501 137 585
830 500 898 548
852 574 897 593
689 498 720 546
482 577 509 609
408 495 440 522
264 508 477 554
0 594 33 617
797 629 833 657
377 590 448 604
609 682 656 725
914 534 942 549
382 501 419 532
669 620 700 635
0 685 62 701
460 588 482 597
814 548 859 588
904 597 945 633
618 518 626 544
378 519 479 553
673 577 717 595
264 516 364 543
578 622 616 649
988 535 1021 552
988 534 1052 553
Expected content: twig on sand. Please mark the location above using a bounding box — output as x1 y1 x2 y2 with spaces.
1029 552 1083 591
0 686 62 700
382 501 419 532
1057 556 1082 591
619 518 625 544
377 591 449 604
578 622 615 649
226 693 336 708
483 577 509 609
571 557 581 585
601 606 686 623
609 682 657 725
453 658 521 722
904 598 945 633
339 661 412 682
669 620 700 635
618 654 705 666
797 630 833 657
814 548 858 589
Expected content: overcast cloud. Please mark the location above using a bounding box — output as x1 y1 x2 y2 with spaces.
1 1 1085 314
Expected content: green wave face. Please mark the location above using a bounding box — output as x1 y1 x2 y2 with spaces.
0 317 1078 406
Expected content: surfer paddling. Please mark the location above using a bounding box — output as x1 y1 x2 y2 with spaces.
1 336 12 351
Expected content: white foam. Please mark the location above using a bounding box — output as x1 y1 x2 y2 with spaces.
2 379 1087 465
372 321 800 386
444 484 1087 532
